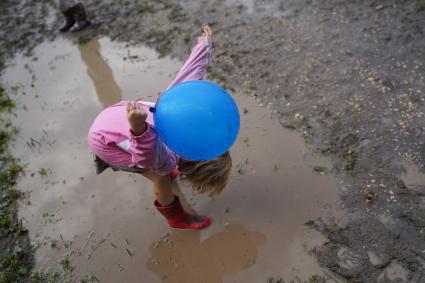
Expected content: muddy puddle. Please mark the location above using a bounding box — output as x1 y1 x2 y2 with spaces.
401 161 425 190
3 37 340 282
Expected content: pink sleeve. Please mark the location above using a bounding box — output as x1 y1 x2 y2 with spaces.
166 36 213 90
128 123 179 175
128 124 157 166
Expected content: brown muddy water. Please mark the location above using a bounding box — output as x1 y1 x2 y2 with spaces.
3 37 340 282
401 161 425 190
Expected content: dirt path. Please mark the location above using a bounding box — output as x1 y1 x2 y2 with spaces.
1 0 425 282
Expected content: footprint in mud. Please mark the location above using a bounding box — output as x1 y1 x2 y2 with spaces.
377 260 410 283
336 247 364 270
147 222 266 283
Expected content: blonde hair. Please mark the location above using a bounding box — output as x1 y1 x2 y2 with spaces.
178 151 232 196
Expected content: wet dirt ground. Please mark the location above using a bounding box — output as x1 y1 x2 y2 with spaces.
1 0 425 282
3 38 339 282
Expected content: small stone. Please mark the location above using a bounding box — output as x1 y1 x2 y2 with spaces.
365 192 374 204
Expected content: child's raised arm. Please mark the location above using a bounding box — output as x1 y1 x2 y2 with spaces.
127 101 147 136
166 26 214 90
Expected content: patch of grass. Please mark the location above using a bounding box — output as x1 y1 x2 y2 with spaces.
0 3 56 279
1 161 23 187
9 85 20 95
0 83 32 283
396 179 408 190
75 35 93 45
59 255 72 273
0 253 29 282
38 167 48 177
284 123 296 130
0 162 24 236
384 242 399 256
266 275 326 283
343 148 357 171
382 173 392 182
80 273 100 283
303 132 313 144
416 2 425 12
50 239 59 249
329 242 339 250
267 277 285 283
0 87 16 113
321 138 336 153
137 2 156 14
168 5 187 22
30 271 60 283
144 28 173 57
41 212 60 224
313 165 328 174
60 234 72 248
322 226 334 236
308 275 327 283
0 125 18 148
209 69 228 85
63 240 72 248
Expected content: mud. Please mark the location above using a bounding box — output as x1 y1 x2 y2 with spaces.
2 38 339 281
1 0 425 282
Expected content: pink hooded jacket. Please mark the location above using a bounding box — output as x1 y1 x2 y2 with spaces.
88 36 213 175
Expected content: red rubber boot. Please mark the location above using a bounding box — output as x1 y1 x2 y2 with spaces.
154 196 211 230
169 167 180 182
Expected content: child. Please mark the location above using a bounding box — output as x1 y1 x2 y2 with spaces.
59 0 91 32
88 26 232 230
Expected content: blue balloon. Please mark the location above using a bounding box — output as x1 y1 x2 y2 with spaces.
154 80 240 160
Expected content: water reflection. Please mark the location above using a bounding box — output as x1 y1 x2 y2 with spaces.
147 223 266 283
78 38 122 107
78 39 267 281
3 37 339 281
147 186 266 283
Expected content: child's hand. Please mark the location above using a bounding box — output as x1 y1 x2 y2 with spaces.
202 26 212 37
127 101 147 135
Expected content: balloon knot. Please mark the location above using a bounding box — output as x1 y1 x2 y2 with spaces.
149 107 156 113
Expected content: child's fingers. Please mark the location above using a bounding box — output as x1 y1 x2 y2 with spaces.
127 101 139 113
203 26 212 37
134 101 140 110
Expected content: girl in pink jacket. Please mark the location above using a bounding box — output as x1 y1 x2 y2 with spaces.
88 26 232 230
